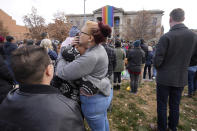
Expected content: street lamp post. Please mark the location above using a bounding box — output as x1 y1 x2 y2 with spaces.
84 0 86 22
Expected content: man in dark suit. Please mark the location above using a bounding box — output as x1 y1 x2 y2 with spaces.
151 8 197 131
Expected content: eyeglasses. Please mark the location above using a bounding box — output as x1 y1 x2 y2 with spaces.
80 31 90 36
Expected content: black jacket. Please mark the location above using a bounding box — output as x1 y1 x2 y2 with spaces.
140 43 148 61
146 51 154 66
35 40 42 46
0 55 14 103
127 47 145 72
0 43 4 56
154 24 197 87
3 42 17 67
3 42 17 57
0 84 85 131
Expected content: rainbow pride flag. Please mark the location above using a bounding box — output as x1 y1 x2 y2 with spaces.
102 5 114 27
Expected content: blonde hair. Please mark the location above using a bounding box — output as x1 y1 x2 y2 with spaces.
84 21 98 34
40 39 53 50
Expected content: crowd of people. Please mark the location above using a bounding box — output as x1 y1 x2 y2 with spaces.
0 8 197 131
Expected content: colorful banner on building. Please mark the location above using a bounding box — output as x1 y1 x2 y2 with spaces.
102 5 114 27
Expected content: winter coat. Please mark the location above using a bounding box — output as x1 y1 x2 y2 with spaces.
3 42 17 58
0 55 14 103
127 47 145 72
102 44 116 76
114 47 125 72
140 43 148 61
0 43 4 56
154 24 197 87
48 49 58 60
145 51 153 66
2 42 17 72
0 84 85 131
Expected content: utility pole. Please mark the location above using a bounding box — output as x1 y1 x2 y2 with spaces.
84 0 86 23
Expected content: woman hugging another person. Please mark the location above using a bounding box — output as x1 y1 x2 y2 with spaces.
54 21 113 131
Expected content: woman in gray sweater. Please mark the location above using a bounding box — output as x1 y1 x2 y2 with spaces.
56 21 112 131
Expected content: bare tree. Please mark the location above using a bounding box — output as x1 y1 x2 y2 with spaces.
0 20 9 37
47 12 72 42
23 7 46 40
53 11 68 23
122 10 160 41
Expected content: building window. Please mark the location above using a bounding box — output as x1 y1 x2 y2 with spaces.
152 17 157 25
76 20 80 26
114 17 120 27
97 17 102 22
127 18 131 25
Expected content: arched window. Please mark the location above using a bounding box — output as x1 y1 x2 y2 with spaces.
152 17 157 25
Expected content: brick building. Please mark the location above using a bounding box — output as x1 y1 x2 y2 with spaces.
0 9 29 40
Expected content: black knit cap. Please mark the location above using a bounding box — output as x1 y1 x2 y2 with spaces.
6 36 14 42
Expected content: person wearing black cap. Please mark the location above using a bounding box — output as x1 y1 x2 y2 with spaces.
0 54 14 103
3 36 17 61
0 36 15 104
4 36 17 52
35 32 49 46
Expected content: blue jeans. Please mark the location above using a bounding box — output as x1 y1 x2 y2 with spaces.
188 70 196 95
80 89 112 131
157 83 184 131
153 67 157 77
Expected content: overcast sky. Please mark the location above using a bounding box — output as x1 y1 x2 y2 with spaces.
1 0 197 33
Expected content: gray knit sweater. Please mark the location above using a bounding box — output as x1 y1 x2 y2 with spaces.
56 44 111 96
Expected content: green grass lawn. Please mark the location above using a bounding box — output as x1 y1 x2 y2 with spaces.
86 80 197 131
